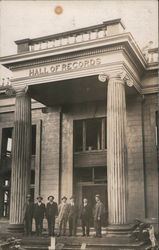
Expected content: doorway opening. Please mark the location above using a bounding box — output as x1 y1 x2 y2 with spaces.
74 166 108 226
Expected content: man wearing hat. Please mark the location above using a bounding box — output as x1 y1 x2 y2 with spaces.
46 195 58 236
34 196 45 236
58 196 69 236
24 194 34 236
93 194 105 238
68 196 78 236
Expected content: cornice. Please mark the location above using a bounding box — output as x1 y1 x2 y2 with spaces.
1 34 130 64
1 33 148 71
5 44 126 70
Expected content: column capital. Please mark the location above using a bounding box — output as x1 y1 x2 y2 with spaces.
14 85 28 96
98 70 133 87
5 84 28 97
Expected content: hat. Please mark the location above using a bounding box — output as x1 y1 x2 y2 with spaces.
26 194 31 198
48 195 54 200
37 196 43 200
70 195 75 200
61 196 67 200
95 194 100 198
83 197 88 200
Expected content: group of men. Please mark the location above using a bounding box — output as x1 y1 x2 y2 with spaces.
24 194 105 238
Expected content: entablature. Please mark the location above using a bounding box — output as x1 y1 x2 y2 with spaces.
0 19 158 96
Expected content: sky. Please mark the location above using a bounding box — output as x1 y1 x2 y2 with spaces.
0 0 158 80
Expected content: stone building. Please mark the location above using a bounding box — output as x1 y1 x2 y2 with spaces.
0 19 158 233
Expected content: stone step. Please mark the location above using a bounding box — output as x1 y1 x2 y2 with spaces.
22 247 48 250
0 234 152 250
20 244 152 250
20 236 152 250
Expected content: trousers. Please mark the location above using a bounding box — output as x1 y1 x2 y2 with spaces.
69 216 77 236
94 219 101 237
81 218 90 236
24 218 32 235
59 218 67 236
47 217 55 236
35 219 43 236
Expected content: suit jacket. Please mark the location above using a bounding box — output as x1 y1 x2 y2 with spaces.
80 203 91 221
58 203 69 222
46 202 58 220
68 203 78 219
93 201 105 220
24 201 34 220
34 202 45 221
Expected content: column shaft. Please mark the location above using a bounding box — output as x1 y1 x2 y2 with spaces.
107 76 127 225
9 91 31 227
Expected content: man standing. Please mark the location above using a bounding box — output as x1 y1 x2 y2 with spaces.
34 196 45 236
58 196 69 236
80 198 91 237
93 194 105 238
46 195 58 236
24 194 34 236
68 196 78 236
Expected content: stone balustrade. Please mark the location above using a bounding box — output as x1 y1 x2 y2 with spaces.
29 29 107 52
143 48 158 64
15 19 125 53
147 48 158 63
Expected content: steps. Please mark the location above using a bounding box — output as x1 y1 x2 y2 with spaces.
20 236 152 250
0 228 153 250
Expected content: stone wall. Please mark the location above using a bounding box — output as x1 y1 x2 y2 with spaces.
40 108 60 203
126 96 145 221
126 93 158 228
61 112 73 199
143 94 158 224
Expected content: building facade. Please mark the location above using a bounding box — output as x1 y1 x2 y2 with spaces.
0 19 158 232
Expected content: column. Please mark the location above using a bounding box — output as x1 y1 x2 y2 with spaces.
9 86 31 232
98 71 133 228
107 73 127 225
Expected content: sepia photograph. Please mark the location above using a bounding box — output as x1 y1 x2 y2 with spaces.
0 0 158 249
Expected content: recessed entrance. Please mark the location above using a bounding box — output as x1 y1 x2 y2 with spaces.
73 117 108 226
74 167 108 226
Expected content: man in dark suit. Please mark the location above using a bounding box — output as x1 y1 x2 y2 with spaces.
68 196 78 236
34 196 45 236
46 195 58 236
24 194 34 236
93 194 105 238
80 198 91 237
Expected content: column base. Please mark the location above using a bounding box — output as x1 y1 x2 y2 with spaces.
8 223 24 233
106 224 136 237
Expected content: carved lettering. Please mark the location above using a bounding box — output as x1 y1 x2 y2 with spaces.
62 64 66 71
28 57 102 77
56 65 60 71
50 66 56 72
96 57 101 65
29 69 35 77
73 62 78 69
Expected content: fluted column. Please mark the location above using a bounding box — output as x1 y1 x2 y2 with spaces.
107 74 127 225
9 86 31 231
99 71 133 226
